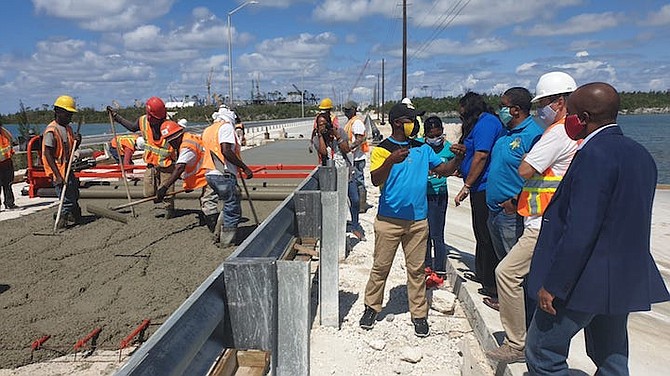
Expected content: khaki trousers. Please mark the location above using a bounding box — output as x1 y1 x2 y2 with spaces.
364 215 429 319
495 227 539 351
143 165 175 211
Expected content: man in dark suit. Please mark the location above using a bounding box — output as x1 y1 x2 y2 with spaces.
525 82 669 375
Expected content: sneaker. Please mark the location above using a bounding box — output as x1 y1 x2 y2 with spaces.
5 204 18 210
485 342 525 363
412 317 430 337
359 305 378 330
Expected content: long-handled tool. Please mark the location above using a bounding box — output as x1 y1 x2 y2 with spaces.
109 112 136 217
238 169 259 225
86 189 186 223
52 119 82 233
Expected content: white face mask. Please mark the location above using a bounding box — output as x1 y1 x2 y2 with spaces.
537 104 558 126
425 136 444 147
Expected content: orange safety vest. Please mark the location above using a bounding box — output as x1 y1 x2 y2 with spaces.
111 134 138 152
517 120 568 217
41 121 75 179
139 115 173 168
179 132 207 189
344 116 370 153
202 121 240 172
0 126 14 162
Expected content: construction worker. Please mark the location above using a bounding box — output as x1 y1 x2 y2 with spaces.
42 95 82 228
109 134 144 166
156 121 219 231
0 121 18 210
202 106 254 246
315 97 339 127
342 100 372 213
107 97 177 218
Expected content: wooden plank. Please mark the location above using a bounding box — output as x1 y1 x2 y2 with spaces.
237 349 270 367
208 349 238 376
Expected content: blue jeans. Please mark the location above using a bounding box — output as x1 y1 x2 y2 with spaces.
53 173 80 217
487 209 524 260
348 177 362 232
526 303 629 375
206 174 241 228
426 193 447 272
353 159 366 192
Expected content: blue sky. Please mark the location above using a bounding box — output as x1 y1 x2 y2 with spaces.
0 0 669 115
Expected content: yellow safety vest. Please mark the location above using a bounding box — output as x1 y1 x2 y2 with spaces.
111 134 138 151
180 133 207 189
0 127 14 162
139 115 173 168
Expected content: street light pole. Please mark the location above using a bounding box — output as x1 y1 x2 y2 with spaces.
227 1 257 107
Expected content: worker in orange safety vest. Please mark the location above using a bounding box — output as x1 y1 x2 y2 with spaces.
155 121 220 231
342 100 372 212
107 97 176 218
0 121 17 210
42 95 82 228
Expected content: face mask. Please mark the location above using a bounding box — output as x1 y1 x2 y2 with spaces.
564 114 587 140
403 122 418 137
498 107 513 125
537 104 558 126
425 136 444 147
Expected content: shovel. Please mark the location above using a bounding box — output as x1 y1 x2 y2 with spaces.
87 189 186 223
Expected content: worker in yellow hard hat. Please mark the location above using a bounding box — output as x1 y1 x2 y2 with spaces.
310 97 340 152
42 95 83 229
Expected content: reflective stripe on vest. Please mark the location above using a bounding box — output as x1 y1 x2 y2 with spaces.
41 121 74 179
180 133 207 189
139 115 173 168
0 127 14 162
516 120 566 217
111 134 137 151
344 116 369 153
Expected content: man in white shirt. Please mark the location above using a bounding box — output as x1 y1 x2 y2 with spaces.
343 101 372 213
487 72 579 363
202 107 254 246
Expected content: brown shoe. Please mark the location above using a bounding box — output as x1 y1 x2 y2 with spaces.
485 343 525 363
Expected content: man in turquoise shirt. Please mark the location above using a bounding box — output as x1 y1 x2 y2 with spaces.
487 87 543 262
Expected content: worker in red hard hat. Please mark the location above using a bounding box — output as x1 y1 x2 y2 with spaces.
107 97 177 218
155 121 219 231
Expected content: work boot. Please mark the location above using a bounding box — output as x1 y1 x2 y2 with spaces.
71 206 83 224
359 305 378 330
219 227 237 248
204 214 219 232
412 317 430 338
485 342 525 363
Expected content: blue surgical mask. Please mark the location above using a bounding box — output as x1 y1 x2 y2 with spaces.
537 104 557 127
425 136 444 147
498 106 513 125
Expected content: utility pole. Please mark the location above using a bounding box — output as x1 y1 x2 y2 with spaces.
381 58 385 124
402 0 407 98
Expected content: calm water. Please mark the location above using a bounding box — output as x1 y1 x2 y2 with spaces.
4 114 670 183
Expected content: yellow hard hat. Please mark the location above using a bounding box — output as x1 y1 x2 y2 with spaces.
54 95 77 113
318 97 333 110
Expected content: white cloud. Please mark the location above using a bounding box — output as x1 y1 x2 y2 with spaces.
518 12 620 36
397 37 509 59
645 4 670 26
555 59 617 83
516 62 538 75
575 50 589 58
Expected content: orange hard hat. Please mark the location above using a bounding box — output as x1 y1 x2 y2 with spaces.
160 120 184 142
146 96 167 119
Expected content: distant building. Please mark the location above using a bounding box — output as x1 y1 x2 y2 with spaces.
165 101 196 109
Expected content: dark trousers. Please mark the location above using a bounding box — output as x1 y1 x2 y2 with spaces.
0 159 16 208
469 190 499 291
426 193 448 272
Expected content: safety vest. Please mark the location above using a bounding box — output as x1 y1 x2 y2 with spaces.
344 116 369 153
0 126 14 162
202 121 240 172
41 121 75 179
517 121 565 217
139 115 173 168
111 134 138 151
179 132 207 189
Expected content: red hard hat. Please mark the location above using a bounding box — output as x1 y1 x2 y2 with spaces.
160 120 184 142
146 96 167 119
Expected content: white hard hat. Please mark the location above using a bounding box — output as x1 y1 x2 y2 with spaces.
401 97 415 109
532 72 577 102
135 136 145 150
178 118 188 127
213 108 237 125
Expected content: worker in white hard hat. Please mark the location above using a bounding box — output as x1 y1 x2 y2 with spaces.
486 71 580 363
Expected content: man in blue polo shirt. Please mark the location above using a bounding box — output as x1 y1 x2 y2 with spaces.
486 87 543 264
359 101 464 337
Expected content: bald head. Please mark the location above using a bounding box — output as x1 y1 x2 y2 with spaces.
568 82 620 127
